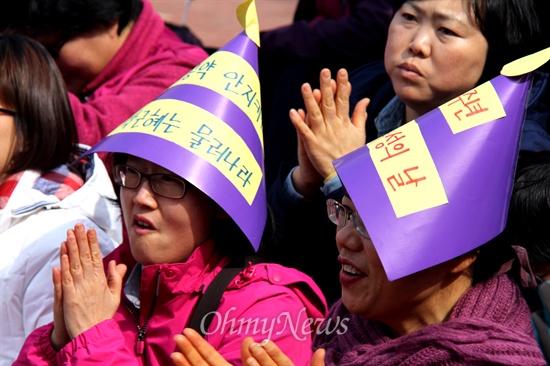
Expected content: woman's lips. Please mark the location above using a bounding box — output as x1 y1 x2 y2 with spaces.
133 215 156 234
338 257 367 287
397 62 423 80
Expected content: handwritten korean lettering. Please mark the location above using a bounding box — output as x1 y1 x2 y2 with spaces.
120 108 181 133
190 124 250 187
446 89 489 121
190 124 213 149
387 166 427 192
207 138 241 171
224 72 244 94
180 59 218 81
236 165 253 187
440 81 505 134
375 131 411 162
170 51 263 137
368 121 447 217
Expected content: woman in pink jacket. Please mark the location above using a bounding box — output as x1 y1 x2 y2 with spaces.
14 152 327 366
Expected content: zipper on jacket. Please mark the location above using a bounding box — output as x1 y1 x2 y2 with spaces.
122 268 162 356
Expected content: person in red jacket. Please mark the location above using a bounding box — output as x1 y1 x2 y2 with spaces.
0 0 208 147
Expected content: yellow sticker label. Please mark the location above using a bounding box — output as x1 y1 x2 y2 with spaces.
368 121 448 218
109 99 262 205
439 81 505 134
171 51 263 146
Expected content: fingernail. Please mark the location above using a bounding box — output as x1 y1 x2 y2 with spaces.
249 342 262 355
260 339 273 351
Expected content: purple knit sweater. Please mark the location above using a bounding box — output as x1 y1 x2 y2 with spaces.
314 274 546 365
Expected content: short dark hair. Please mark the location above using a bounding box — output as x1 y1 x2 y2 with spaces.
391 0 542 84
505 151 550 269
0 0 143 39
472 151 550 284
0 33 77 176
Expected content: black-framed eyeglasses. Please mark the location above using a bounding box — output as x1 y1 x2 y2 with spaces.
112 164 187 199
0 107 15 116
326 198 370 238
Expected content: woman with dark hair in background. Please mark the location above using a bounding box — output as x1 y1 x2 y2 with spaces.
0 33 121 364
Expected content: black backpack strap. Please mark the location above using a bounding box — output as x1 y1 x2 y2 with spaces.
187 254 263 337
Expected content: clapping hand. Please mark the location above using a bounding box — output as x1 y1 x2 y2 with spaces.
171 328 325 366
50 223 126 350
290 68 369 197
241 338 326 366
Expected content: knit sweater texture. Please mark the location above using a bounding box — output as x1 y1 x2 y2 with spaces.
314 274 546 365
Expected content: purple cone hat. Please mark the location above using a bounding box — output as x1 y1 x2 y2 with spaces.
86 0 266 250
333 47 550 280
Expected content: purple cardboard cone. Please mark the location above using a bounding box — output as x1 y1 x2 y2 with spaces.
334 73 532 280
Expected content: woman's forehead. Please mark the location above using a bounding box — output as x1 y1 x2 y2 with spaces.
126 155 175 175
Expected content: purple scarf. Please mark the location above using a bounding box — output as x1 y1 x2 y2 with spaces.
314 275 545 365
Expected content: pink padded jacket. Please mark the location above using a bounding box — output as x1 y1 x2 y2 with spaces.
14 240 327 366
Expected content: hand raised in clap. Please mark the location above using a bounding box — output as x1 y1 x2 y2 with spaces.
290 68 369 197
171 328 325 366
50 223 126 349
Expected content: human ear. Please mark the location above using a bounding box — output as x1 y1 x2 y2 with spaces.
449 250 480 275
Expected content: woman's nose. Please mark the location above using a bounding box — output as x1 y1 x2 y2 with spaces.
409 27 431 57
133 178 158 207
335 224 364 253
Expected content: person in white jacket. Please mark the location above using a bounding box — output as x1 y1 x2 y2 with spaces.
0 33 122 364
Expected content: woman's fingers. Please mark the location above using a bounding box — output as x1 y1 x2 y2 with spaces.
52 266 64 324
172 334 194 366
351 97 370 130
311 348 326 366
319 69 336 122
73 223 94 278
334 69 351 121
51 265 70 350
256 339 295 366
86 227 104 272
289 109 315 141
247 342 278 366
107 260 127 298
179 328 231 365
241 337 255 364
60 239 73 286
66 224 107 283
65 229 82 284
301 83 325 131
